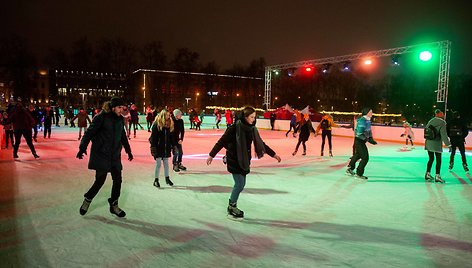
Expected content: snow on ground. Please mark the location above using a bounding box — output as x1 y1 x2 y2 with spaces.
1 123 472 267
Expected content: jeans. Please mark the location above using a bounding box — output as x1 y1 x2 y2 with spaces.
172 144 183 164
155 157 170 178
230 173 246 203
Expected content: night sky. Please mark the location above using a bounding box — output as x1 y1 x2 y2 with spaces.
4 0 471 74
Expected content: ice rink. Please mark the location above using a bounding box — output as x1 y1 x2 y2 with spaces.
1 123 471 267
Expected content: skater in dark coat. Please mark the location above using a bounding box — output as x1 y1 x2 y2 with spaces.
171 108 186 172
76 96 133 217
150 109 175 188
292 116 315 156
207 106 281 218
447 111 469 173
346 108 377 179
10 102 39 159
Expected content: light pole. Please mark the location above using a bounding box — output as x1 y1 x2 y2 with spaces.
185 98 191 112
79 93 87 107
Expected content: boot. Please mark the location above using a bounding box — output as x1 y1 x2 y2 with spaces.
108 198 126 217
463 163 469 173
425 172 434 181
292 150 297 156
173 164 180 172
329 150 333 157
32 152 40 159
178 163 187 171
227 199 244 218
79 198 92 216
355 174 368 180
321 151 324 156
345 168 355 176
302 150 306 156
153 178 160 188
165 176 174 186
449 162 453 171
435 174 445 184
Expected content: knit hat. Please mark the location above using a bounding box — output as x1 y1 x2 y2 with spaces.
361 107 371 116
434 109 444 118
173 108 182 117
109 97 125 108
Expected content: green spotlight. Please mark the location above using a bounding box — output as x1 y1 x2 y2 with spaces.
419 51 432 61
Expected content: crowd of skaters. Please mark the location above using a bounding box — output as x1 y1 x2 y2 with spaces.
1 96 469 220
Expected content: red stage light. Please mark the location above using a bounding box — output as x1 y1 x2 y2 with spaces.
305 67 312 72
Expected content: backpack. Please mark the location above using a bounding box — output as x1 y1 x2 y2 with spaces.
449 124 463 137
320 119 330 130
424 125 438 140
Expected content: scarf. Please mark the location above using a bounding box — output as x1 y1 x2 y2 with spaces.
236 119 265 172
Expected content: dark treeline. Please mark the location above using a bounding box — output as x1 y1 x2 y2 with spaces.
1 33 472 125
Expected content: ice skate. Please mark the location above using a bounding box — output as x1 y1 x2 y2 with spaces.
292 150 297 156
425 172 434 182
434 174 445 184
302 150 306 156
329 150 333 157
178 163 187 171
321 151 324 156
227 200 244 219
32 152 40 159
79 198 92 216
153 178 160 188
108 198 126 217
165 176 174 186
345 168 355 176
355 174 368 180
448 163 453 171
463 164 469 173
173 165 180 172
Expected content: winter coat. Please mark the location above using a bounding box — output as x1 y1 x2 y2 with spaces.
446 118 468 144
129 109 139 123
172 117 185 142
298 121 315 142
79 108 131 171
315 115 338 133
71 112 92 128
43 109 54 127
209 120 276 175
10 106 35 130
424 117 451 153
354 116 373 141
149 124 175 158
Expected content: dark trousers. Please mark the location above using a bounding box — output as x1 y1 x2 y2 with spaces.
84 168 122 202
321 130 332 151
270 119 275 130
450 141 467 166
427 151 442 174
32 125 38 139
5 129 14 148
172 144 183 164
147 121 153 131
44 124 51 138
286 124 296 136
13 129 36 155
295 140 307 152
348 138 369 176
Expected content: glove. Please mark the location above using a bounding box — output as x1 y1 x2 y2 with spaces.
127 152 133 161
400 134 405 137
76 150 87 159
368 138 377 145
150 147 157 158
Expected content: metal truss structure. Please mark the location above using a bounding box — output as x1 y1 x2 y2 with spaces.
264 40 451 111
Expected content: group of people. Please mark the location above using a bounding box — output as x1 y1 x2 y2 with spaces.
4 95 461 220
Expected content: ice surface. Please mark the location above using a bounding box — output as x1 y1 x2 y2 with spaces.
1 123 471 267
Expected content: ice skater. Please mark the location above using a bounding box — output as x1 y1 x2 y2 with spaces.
286 113 298 137
171 108 187 172
400 122 415 150
315 113 338 157
150 109 175 188
77 96 133 217
446 111 469 172
71 108 92 140
346 108 377 180
424 109 451 183
207 106 281 219
292 116 315 156
10 102 39 159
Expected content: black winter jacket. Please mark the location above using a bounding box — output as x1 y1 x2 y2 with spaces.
209 121 276 175
79 109 131 171
149 124 175 158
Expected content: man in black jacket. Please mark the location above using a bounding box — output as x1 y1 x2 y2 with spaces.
172 108 186 172
76 96 133 217
447 111 469 172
